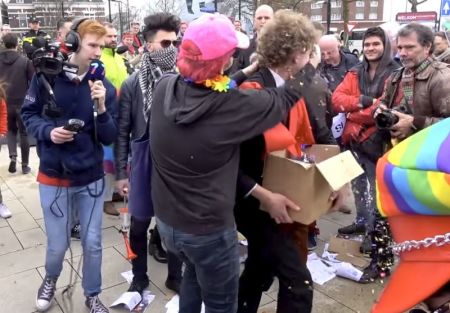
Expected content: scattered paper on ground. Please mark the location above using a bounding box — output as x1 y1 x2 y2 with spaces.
165 295 205 313
121 270 134 284
307 253 336 285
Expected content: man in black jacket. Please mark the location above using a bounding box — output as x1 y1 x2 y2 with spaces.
0 33 34 174
115 13 183 295
233 4 273 72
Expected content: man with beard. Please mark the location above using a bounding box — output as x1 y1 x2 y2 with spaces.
332 27 399 279
376 23 450 139
100 22 128 216
433 31 450 64
101 23 128 90
114 13 183 294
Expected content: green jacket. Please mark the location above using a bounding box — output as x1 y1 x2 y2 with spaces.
100 48 128 90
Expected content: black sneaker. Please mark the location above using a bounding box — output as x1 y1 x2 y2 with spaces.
85 295 109 313
338 223 366 235
8 160 16 173
360 235 373 254
22 165 31 174
165 277 181 294
71 223 81 240
36 276 57 311
128 278 149 294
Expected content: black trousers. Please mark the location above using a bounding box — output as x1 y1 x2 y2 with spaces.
7 105 29 165
129 216 183 283
235 197 313 313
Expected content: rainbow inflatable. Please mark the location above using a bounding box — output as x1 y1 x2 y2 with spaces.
376 118 450 217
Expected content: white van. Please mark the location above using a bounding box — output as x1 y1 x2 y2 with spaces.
346 28 367 56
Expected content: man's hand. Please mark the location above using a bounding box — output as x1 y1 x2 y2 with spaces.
390 111 414 139
138 46 144 55
242 59 259 77
50 127 76 144
89 80 106 114
373 103 388 118
328 187 347 213
251 185 300 224
115 179 129 197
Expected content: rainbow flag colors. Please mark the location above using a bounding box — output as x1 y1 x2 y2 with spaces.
376 118 450 217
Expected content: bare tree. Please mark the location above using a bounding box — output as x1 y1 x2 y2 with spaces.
150 0 183 16
407 0 428 13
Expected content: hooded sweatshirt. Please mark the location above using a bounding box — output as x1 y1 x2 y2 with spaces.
150 71 313 235
332 31 399 145
0 50 34 106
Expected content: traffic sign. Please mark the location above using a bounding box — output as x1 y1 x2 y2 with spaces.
441 0 450 16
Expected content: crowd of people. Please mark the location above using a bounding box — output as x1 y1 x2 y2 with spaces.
0 4 449 313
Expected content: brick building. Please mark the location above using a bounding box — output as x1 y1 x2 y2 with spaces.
7 0 105 34
295 0 384 32
256 0 384 33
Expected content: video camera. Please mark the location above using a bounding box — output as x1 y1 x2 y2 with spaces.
31 37 78 77
375 105 409 130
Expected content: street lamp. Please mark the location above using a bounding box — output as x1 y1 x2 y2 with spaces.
315 0 332 34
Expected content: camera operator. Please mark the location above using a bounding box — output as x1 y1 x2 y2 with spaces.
376 23 450 140
21 19 117 313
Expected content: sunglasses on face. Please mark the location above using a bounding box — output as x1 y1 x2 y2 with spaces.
153 39 181 48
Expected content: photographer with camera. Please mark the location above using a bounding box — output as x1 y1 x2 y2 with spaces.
332 28 399 272
376 23 450 140
21 19 117 313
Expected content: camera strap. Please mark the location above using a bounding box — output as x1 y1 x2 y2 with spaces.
386 67 404 109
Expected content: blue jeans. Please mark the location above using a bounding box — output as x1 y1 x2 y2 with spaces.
157 218 239 313
39 178 105 296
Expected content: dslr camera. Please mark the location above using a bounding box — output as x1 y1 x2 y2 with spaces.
375 105 409 130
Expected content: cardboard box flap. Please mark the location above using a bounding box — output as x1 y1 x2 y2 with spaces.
315 150 364 191
303 145 341 163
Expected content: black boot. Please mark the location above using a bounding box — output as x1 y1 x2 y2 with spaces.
149 227 167 263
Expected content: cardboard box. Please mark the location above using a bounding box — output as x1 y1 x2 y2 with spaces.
328 236 370 268
262 145 364 225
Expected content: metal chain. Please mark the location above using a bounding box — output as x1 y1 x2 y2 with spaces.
391 232 450 256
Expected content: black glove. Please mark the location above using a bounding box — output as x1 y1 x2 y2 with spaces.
360 95 375 109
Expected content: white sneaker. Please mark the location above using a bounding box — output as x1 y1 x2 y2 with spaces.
0 203 11 219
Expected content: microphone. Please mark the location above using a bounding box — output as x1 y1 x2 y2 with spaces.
116 45 129 55
87 59 105 116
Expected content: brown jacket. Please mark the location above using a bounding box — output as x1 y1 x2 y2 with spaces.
381 60 450 130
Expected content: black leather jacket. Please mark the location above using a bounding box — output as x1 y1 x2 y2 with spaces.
114 72 146 180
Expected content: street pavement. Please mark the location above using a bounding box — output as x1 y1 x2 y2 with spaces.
0 147 386 313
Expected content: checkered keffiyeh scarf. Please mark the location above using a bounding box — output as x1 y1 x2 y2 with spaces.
400 57 433 109
139 45 177 121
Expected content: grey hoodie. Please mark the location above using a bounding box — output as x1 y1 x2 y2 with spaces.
150 70 313 235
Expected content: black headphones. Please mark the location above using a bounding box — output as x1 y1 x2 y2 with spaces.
65 18 88 53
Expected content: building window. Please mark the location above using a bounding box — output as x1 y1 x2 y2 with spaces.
331 13 341 21
356 1 365 7
355 13 364 20
370 1 378 7
18 14 27 27
369 13 378 19
311 2 323 9
311 15 322 21
331 0 342 8
16 0 24 3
